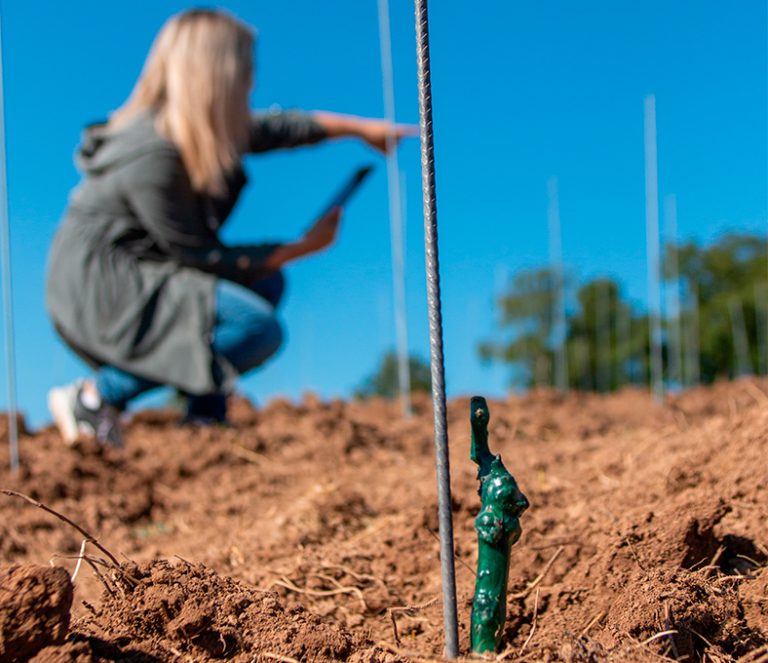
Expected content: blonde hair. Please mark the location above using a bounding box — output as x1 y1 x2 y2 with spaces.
111 9 254 195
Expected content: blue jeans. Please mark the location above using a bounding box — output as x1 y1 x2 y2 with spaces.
95 272 285 416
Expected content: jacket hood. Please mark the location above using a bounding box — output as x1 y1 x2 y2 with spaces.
75 112 174 175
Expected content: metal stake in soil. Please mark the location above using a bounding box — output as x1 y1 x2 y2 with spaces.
377 0 412 417
547 177 568 392
470 396 529 655
664 194 683 389
412 0 459 657
644 95 664 400
0 7 18 473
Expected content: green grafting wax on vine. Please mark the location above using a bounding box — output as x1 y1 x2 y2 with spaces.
470 396 529 654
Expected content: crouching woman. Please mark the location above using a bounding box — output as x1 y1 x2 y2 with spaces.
46 9 409 446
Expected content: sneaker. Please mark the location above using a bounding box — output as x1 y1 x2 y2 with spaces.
48 382 124 448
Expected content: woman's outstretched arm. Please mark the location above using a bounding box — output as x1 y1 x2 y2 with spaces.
310 112 417 153
249 109 416 154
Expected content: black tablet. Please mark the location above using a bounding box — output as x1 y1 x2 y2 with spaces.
319 164 374 217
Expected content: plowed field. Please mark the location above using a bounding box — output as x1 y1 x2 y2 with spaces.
1 381 766 661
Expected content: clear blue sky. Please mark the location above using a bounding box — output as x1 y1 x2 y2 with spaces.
0 1 766 427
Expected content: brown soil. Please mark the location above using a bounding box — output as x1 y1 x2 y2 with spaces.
0 380 766 661
0 564 73 660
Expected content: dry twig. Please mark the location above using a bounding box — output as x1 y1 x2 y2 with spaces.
688 625 715 649
519 587 540 655
664 602 681 660
710 544 726 567
618 631 678 662
2 489 122 569
311 572 367 611
509 546 564 600
229 443 277 466
84 557 116 596
737 553 763 568
71 539 88 583
272 576 368 611
319 562 388 592
631 630 678 649
260 654 300 663
715 575 751 585
495 642 517 660
579 610 605 638
375 641 447 663
387 597 439 648
623 536 647 572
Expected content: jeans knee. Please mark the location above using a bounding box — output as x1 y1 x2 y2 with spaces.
261 316 284 358
233 313 283 373
214 281 285 373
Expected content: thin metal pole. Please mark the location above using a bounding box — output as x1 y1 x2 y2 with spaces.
494 263 508 392
617 298 631 387
644 95 664 399
755 283 767 375
547 177 568 392
377 0 411 416
0 6 18 472
413 0 459 657
596 280 611 392
728 296 751 377
664 194 683 390
685 281 701 387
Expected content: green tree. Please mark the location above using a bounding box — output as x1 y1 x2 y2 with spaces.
478 268 560 388
480 269 650 391
666 232 768 383
355 352 432 399
482 233 768 392
565 278 648 391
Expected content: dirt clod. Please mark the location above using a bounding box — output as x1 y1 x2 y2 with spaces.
0 564 73 661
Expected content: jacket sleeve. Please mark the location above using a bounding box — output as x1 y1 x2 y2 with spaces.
120 147 279 284
248 109 327 153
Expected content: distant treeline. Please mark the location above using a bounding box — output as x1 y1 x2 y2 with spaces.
479 232 768 391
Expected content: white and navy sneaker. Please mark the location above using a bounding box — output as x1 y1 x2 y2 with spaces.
48 382 123 448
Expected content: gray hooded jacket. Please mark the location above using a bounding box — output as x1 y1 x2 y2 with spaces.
46 110 326 394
